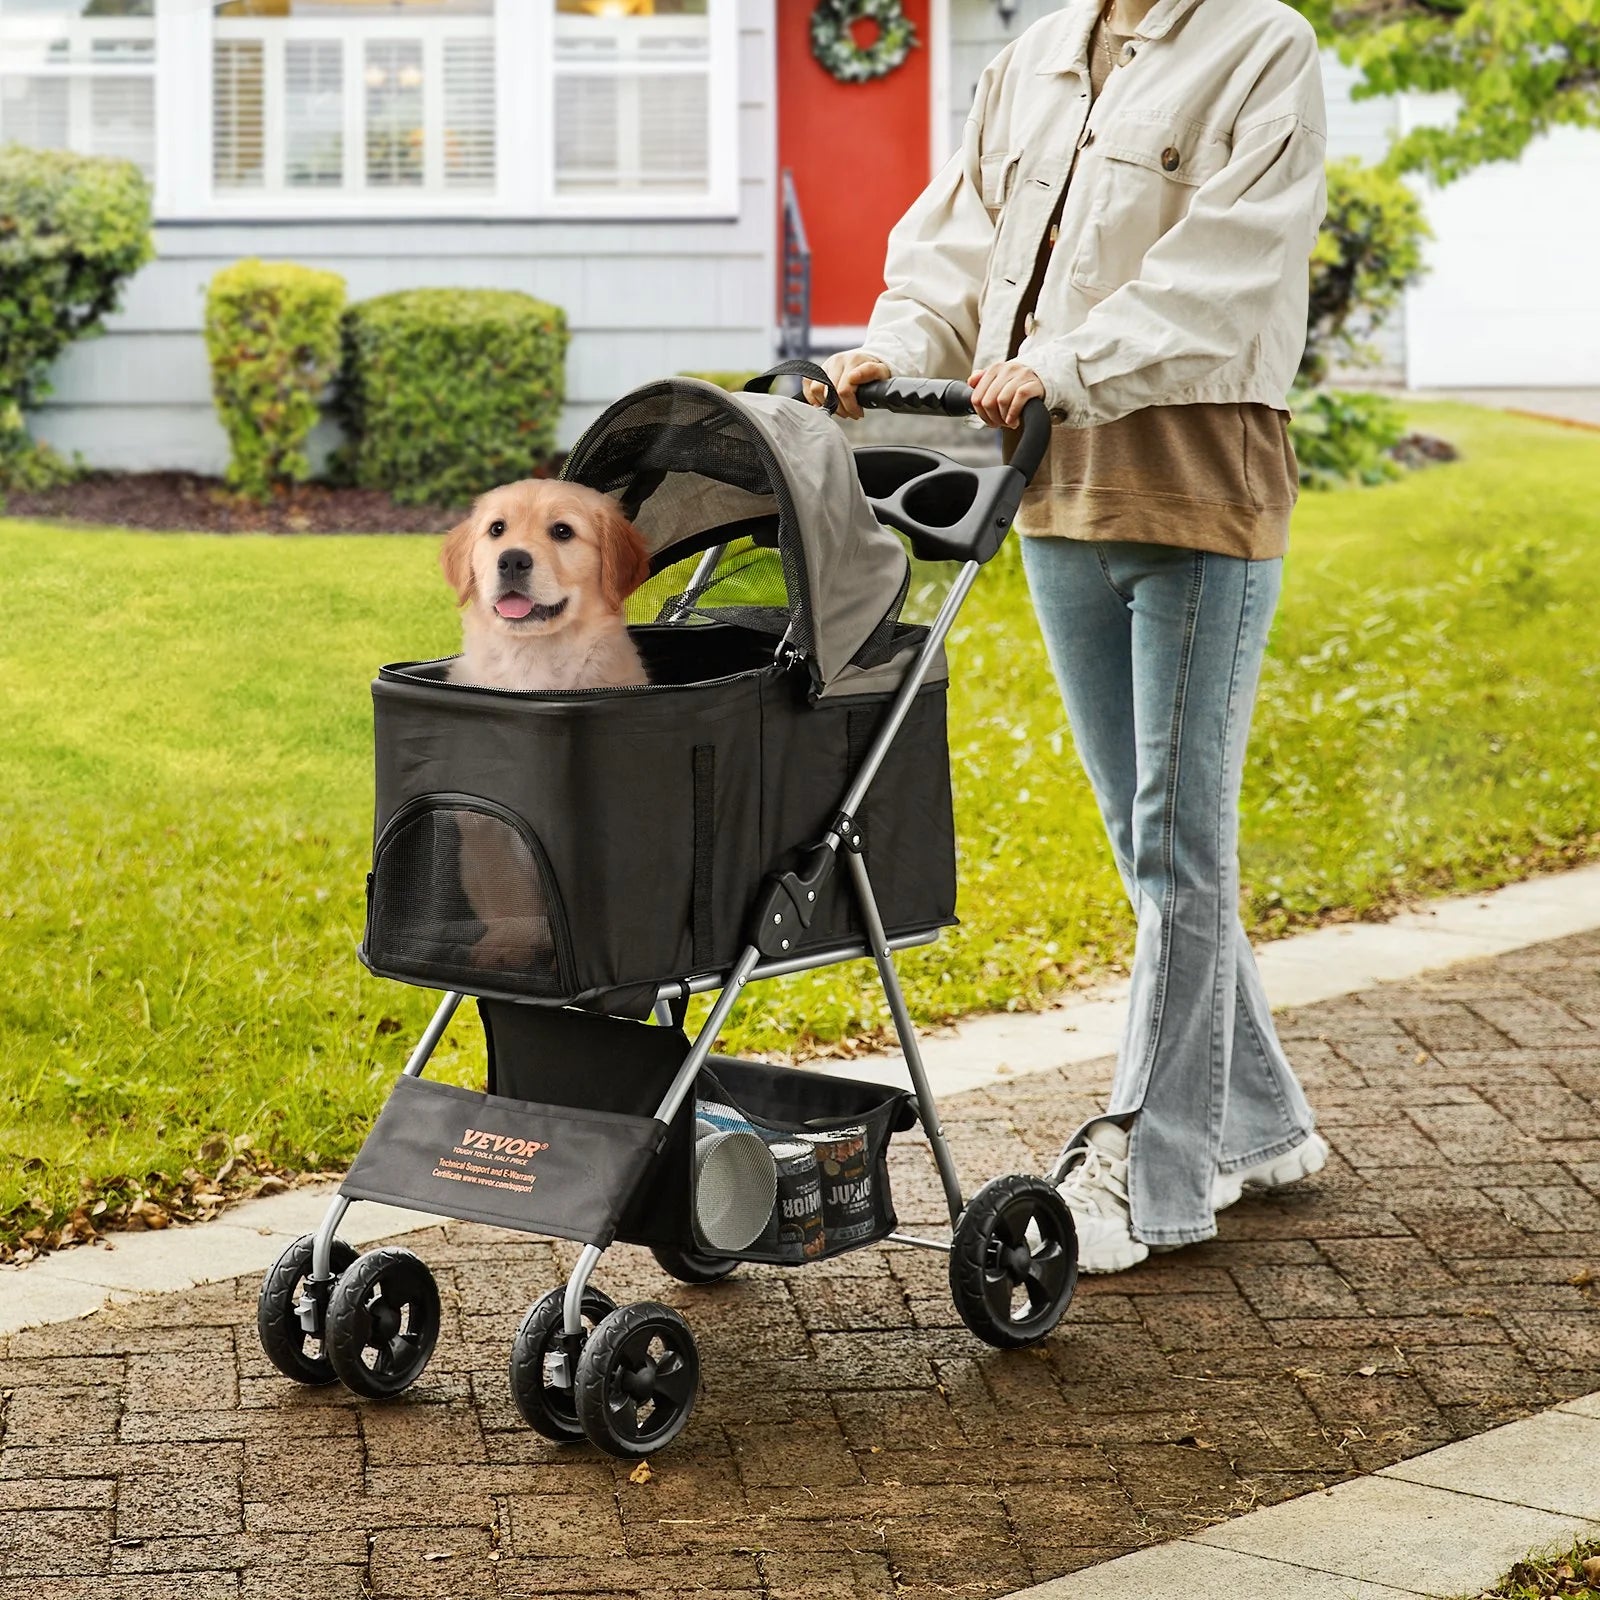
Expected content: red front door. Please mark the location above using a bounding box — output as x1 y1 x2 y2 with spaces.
777 0 934 333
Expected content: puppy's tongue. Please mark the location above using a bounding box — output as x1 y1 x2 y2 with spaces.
495 594 534 620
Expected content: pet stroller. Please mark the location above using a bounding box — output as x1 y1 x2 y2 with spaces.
256 365 1079 1458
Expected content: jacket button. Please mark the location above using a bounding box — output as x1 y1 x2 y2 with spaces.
1118 41 1137 65
1161 146 1181 172
1024 313 1037 337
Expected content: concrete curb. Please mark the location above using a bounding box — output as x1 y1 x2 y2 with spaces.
3 860 1598 1337
1003 1394 1600 1600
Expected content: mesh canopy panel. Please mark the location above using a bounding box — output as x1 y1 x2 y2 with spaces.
562 378 909 691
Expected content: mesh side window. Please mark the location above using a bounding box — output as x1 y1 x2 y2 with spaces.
367 806 562 993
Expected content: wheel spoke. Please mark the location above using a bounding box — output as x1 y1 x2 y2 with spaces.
650 1351 694 1410
981 1266 1018 1324
616 1326 658 1368
1023 1246 1068 1314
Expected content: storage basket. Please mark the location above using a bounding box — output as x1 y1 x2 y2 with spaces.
338 1005 916 1260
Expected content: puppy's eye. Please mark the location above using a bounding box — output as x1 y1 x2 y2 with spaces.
549 521 575 543
488 520 506 538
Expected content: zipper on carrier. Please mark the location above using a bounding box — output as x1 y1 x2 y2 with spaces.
371 792 577 991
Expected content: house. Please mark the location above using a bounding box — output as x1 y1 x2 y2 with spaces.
3 0 1595 475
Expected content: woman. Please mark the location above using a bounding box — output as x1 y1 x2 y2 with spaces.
813 0 1330 1272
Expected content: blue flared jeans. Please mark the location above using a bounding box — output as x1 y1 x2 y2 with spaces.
1021 536 1317 1246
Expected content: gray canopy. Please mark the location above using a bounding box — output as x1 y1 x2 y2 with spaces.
561 377 910 694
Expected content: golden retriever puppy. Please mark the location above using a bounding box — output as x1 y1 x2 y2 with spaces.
439 480 652 974
441 479 651 692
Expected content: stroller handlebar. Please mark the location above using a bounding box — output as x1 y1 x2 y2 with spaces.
854 378 1052 489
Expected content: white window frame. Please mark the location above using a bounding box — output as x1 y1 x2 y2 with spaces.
155 0 740 223
0 7 157 178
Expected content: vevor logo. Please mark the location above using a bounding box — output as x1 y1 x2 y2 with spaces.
460 1128 550 1158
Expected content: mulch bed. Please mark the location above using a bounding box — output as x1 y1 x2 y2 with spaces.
0 470 554 534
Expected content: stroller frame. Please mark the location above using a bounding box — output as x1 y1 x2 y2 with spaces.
304 548 980 1338
278 376 1078 1455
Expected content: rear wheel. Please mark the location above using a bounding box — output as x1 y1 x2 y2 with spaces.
575 1302 700 1458
257 1234 358 1385
508 1286 617 1443
325 1247 442 1398
949 1175 1077 1349
650 1243 739 1285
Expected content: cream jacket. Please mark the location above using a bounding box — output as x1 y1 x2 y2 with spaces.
862 0 1328 425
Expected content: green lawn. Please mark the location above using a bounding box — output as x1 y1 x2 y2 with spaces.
3 402 1598 1247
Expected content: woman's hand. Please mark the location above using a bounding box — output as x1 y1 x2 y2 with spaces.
804 350 891 420
968 361 1046 428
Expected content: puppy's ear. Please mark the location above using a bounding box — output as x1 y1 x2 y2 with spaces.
596 497 652 613
440 517 475 606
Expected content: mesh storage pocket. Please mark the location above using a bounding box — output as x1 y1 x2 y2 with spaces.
364 794 572 996
690 1059 915 1265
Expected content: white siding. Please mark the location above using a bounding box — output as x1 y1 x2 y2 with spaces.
29 3 778 474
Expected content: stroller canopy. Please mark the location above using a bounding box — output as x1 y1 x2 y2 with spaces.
561 378 909 693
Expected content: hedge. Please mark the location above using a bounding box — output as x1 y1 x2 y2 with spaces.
334 289 568 505
0 144 153 490
205 259 346 500
1304 157 1430 386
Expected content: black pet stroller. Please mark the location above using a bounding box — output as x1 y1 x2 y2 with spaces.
256 365 1080 1458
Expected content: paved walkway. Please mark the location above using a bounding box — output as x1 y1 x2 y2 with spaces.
2 929 1597 1599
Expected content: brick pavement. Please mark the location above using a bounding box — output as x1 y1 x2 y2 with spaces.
2 931 1598 1600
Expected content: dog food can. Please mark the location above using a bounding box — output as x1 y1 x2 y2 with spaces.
766 1140 825 1262
804 1125 876 1248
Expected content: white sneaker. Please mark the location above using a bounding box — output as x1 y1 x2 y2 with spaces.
1056 1121 1149 1274
1212 1132 1329 1212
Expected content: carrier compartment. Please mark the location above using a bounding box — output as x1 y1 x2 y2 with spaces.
368 622 955 1010
363 795 574 997
338 1074 668 1249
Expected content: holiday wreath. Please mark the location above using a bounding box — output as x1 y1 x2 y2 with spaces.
810 0 919 84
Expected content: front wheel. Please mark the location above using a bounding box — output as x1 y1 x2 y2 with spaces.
508 1286 617 1443
575 1302 700 1459
949 1174 1077 1349
258 1233 358 1385
325 1247 442 1398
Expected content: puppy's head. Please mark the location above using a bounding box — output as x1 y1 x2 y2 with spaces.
441 480 651 640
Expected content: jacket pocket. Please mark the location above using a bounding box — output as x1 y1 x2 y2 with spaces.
1068 113 1230 295
978 150 1020 218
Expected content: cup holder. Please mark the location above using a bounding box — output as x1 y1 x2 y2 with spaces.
853 447 945 501
901 470 979 530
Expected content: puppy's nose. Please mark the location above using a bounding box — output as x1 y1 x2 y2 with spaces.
497 547 533 577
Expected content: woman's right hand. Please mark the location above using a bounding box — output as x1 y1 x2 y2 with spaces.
803 350 891 420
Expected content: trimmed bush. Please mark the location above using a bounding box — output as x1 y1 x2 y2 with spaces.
1289 388 1406 490
335 289 568 505
0 144 152 490
679 370 762 392
205 259 346 500
1304 158 1429 386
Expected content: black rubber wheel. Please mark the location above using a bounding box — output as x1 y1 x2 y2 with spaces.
949 1174 1078 1349
575 1302 700 1459
650 1243 739 1285
325 1246 442 1398
508 1286 618 1443
257 1233 359 1385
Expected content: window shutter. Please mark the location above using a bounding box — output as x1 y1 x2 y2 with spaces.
640 74 708 187
364 38 424 189
285 39 343 189
213 38 265 190
443 35 494 189
0 76 70 152
89 77 155 175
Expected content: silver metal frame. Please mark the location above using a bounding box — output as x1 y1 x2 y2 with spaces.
306 556 985 1336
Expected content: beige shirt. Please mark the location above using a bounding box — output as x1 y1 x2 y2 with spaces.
1008 11 1299 559
862 0 1328 430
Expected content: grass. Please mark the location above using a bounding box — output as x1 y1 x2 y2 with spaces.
2 401 1598 1249
1468 1538 1600 1599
